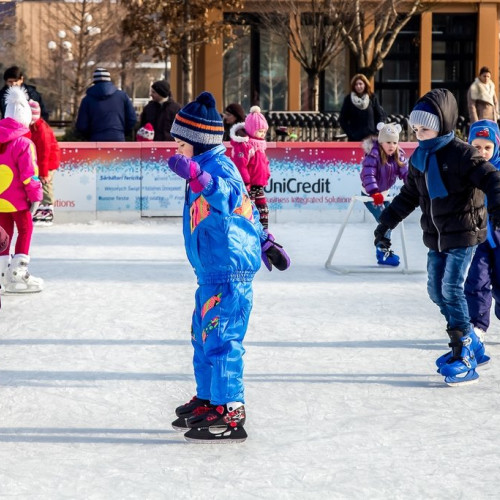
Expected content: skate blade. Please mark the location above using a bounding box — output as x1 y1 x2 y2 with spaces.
184 425 247 444
4 287 43 294
445 373 479 387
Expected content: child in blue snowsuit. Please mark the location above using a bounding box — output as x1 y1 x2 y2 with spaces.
465 119 500 341
166 91 290 443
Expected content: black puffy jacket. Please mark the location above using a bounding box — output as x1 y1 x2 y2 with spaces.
380 88 500 252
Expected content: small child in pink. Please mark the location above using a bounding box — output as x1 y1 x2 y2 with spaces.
230 106 271 229
0 86 43 293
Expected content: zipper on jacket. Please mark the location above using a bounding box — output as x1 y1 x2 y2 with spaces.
425 171 442 252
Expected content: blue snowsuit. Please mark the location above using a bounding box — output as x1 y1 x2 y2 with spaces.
465 120 500 332
182 144 265 405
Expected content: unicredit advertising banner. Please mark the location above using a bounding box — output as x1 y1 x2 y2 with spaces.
55 142 416 217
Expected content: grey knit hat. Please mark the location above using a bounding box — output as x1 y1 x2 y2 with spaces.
377 122 402 143
409 100 440 131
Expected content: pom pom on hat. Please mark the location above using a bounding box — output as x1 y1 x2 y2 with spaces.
29 100 41 124
4 86 31 127
377 122 401 144
136 123 155 141
409 99 440 132
170 91 224 156
244 105 269 137
93 67 111 83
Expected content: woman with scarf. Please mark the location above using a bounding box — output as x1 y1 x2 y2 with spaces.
339 73 386 142
467 66 499 124
374 89 500 386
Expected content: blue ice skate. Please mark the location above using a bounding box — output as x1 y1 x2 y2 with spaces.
436 328 490 371
439 330 479 386
376 248 400 267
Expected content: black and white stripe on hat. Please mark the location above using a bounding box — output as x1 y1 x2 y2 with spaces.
93 68 111 83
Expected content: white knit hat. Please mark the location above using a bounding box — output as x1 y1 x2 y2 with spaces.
4 86 31 127
377 122 402 143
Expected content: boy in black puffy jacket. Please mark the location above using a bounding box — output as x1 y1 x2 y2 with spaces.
375 88 500 386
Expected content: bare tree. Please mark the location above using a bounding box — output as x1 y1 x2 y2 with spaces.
335 0 432 79
258 0 352 111
121 0 244 103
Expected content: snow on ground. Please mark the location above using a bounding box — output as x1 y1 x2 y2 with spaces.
1 219 500 499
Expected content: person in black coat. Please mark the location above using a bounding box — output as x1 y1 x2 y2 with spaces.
75 68 137 142
0 66 49 121
339 73 386 141
375 88 500 386
139 80 181 141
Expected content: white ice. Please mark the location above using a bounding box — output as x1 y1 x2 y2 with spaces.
1 219 500 499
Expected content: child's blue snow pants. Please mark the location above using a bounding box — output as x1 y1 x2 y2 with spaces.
191 281 253 405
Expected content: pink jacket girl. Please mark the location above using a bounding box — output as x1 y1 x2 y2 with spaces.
229 106 271 188
0 86 43 294
229 106 271 229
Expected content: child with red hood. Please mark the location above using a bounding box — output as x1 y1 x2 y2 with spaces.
0 86 43 293
29 100 60 226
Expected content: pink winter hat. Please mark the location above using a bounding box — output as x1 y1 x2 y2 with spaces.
29 100 41 123
137 123 154 141
244 106 268 137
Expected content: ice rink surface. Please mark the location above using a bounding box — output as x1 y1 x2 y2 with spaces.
1 219 500 499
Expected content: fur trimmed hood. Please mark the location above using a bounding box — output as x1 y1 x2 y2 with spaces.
230 122 248 143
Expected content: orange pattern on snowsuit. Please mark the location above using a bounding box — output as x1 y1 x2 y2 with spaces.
201 292 222 319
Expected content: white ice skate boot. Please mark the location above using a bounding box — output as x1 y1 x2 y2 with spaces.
0 255 10 295
5 254 43 293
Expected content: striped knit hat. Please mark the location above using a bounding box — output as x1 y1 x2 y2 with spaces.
93 67 111 83
29 100 41 123
409 100 440 132
170 91 224 156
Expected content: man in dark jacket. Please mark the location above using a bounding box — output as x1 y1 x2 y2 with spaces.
375 88 500 386
75 68 137 142
139 80 180 141
0 66 49 121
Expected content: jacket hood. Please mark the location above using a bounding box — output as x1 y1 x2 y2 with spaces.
86 81 118 100
413 88 458 135
0 117 30 143
230 122 248 143
362 136 377 154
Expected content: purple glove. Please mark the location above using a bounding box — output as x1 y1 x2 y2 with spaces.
168 154 212 193
261 233 291 271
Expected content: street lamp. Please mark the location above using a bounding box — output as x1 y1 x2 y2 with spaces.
48 30 73 121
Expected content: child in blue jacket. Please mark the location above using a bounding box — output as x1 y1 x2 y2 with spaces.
167 91 290 443
465 119 500 343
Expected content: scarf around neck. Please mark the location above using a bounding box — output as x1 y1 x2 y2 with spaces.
470 78 496 106
411 131 455 199
350 92 370 110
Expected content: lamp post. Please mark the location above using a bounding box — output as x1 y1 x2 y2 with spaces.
48 30 72 121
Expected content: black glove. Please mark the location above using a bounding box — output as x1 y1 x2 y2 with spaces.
374 224 391 250
491 212 500 231
262 233 291 271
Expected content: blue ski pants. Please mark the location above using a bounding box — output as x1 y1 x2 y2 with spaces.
191 281 253 405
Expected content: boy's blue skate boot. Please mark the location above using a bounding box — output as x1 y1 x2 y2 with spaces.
436 326 490 371
376 247 400 267
439 329 479 386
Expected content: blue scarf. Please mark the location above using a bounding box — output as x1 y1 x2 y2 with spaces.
411 131 455 199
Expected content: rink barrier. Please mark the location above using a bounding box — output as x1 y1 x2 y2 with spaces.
54 141 417 223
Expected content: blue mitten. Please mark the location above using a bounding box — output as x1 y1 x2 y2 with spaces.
262 233 291 271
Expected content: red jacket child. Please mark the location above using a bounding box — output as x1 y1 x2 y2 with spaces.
29 102 60 178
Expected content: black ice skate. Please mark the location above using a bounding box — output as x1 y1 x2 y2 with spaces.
171 396 211 431
184 403 247 443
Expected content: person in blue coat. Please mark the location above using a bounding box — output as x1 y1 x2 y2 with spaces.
75 68 136 141
465 119 500 342
167 91 290 443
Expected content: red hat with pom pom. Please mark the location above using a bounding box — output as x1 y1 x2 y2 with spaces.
137 123 154 141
